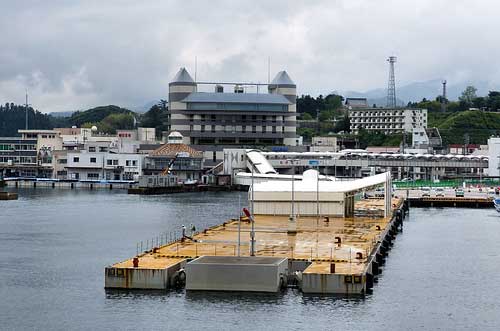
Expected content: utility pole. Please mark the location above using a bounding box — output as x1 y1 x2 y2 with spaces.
464 133 470 156
441 80 447 112
316 108 320 135
291 162 295 222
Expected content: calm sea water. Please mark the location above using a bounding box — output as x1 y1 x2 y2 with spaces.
1 188 499 330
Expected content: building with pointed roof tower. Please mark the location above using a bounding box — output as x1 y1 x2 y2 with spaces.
168 68 298 167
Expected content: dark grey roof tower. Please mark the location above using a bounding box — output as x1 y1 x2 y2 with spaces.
168 68 197 141
386 56 397 108
268 71 296 105
268 71 297 145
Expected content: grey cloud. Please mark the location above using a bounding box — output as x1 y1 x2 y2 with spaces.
0 0 499 112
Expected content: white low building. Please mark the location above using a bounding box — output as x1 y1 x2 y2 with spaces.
65 151 144 181
250 170 392 217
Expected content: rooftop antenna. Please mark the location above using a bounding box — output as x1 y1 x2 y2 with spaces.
267 56 271 84
441 80 447 112
194 56 197 82
386 56 397 108
25 89 30 130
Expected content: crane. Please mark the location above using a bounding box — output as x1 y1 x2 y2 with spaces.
161 153 180 176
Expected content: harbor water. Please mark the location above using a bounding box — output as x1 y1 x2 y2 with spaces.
1 188 500 330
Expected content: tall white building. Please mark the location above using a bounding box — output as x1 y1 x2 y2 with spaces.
349 108 427 134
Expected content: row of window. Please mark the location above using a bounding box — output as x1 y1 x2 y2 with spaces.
88 146 108 152
0 156 37 163
0 144 37 151
187 103 287 112
195 125 282 134
352 125 404 129
190 114 281 122
70 156 137 166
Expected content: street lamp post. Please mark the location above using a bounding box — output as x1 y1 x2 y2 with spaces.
291 161 295 222
286 159 298 222
316 158 322 227
251 166 255 256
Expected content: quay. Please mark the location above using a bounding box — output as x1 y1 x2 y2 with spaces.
408 197 492 208
105 197 407 295
4 179 134 190
127 185 230 195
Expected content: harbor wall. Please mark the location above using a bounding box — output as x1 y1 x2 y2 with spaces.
6 180 134 190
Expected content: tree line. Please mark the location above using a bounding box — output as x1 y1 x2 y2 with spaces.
408 87 500 113
0 103 57 136
0 102 171 137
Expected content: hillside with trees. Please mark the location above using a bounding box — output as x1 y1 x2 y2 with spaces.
415 88 500 144
429 111 500 145
0 103 62 136
0 104 139 136
69 105 134 127
139 100 169 137
297 93 344 120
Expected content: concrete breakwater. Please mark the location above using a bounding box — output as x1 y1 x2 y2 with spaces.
105 198 407 295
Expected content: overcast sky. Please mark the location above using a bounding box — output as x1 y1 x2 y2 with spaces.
1 0 499 112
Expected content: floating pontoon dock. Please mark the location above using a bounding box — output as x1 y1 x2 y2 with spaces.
105 197 407 294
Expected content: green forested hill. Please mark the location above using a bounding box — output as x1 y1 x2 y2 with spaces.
0 103 58 136
429 111 500 144
69 105 133 126
0 104 138 136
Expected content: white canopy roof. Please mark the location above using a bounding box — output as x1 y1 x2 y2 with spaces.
253 170 389 194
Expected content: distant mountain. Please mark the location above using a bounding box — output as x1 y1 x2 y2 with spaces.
342 79 496 105
49 111 75 117
131 100 161 113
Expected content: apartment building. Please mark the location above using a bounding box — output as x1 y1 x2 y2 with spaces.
0 129 63 177
168 67 297 167
0 127 158 179
349 108 427 134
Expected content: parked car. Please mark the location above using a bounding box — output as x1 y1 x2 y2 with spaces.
455 189 465 197
434 187 445 197
421 187 431 197
374 187 385 197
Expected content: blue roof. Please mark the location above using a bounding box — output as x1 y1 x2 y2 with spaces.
181 92 291 104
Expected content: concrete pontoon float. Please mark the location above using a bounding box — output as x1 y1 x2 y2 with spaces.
105 171 407 294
